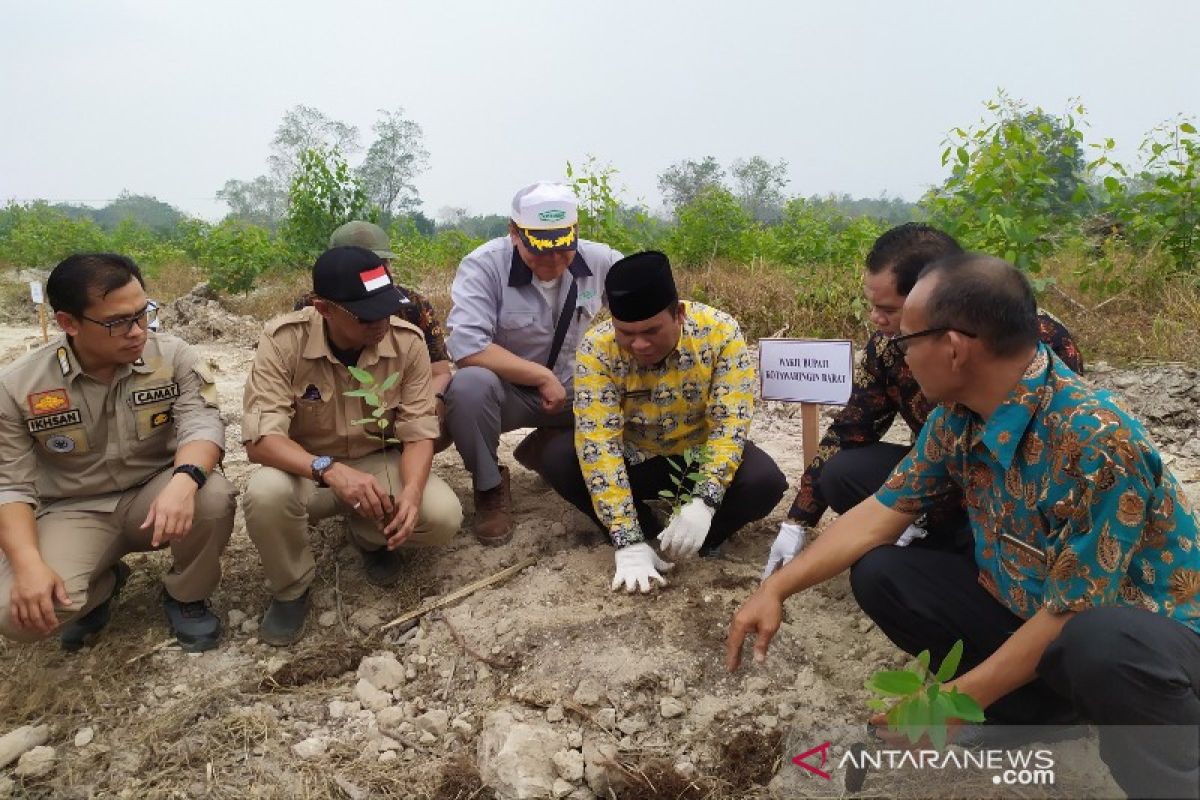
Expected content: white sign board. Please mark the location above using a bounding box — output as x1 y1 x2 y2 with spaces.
29 281 43 305
759 338 854 405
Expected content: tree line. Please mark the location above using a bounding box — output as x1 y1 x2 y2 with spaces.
1 92 1195 300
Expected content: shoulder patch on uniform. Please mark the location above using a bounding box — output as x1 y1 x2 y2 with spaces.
28 389 70 416
56 347 71 376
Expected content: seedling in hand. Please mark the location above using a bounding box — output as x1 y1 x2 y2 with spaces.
344 365 401 498
865 639 985 750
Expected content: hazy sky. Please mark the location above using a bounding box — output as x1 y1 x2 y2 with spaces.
2 0 1197 221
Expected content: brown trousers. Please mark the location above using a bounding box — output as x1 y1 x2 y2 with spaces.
0 469 237 642
242 451 463 601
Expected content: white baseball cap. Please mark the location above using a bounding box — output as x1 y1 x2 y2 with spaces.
511 181 579 253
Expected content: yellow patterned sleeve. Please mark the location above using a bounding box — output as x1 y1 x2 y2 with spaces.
696 324 755 508
574 327 643 547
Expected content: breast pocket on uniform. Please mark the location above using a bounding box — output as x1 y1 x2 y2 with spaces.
499 311 537 330
26 410 92 456
129 382 180 440
292 383 336 436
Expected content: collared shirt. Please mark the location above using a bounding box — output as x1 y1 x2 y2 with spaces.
445 237 622 389
876 344 1200 635
242 306 438 458
573 302 756 547
788 311 1084 526
0 333 224 514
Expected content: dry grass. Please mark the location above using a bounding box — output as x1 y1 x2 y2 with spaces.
221 267 313 320
145 260 207 302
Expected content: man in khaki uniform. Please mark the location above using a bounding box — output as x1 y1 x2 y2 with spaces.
0 253 236 652
242 245 462 645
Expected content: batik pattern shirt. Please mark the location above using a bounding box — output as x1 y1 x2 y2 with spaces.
876 344 1200 635
787 311 1083 526
574 302 755 547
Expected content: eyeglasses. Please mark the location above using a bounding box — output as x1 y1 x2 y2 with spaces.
326 300 371 325
81 302 158 337
889 326 977 355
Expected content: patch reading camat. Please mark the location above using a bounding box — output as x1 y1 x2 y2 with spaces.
27 389 70 415
131 382 180 406
26 409 82 434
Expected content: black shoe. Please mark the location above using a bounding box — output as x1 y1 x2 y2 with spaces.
259 591 310 647
362 546 405 587
163 592 221 653
61 561 131 652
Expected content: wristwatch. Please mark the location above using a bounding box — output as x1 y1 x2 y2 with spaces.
311 455 334 487
173 464 208 489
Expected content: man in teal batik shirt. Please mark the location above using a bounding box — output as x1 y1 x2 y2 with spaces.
728 254 1200 800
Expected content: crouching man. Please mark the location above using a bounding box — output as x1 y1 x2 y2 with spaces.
0 253 236 652
242 246 463 646
541 251 787 592
727 255 1200 799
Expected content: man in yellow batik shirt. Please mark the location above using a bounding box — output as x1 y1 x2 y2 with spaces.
541 251 787 593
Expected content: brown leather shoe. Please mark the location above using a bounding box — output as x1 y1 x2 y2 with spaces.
473 465 513 545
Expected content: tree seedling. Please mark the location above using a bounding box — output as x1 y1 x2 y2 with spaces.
658 444 712 518
865 639 985 750
344 365 401 498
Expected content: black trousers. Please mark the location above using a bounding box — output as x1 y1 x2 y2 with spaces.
540 434 788 551
821 443 974 554
851 546 1200 799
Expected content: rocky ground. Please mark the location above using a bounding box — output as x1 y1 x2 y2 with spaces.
0 290 1196 799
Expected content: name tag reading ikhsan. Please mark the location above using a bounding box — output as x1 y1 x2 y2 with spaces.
131 383 180 406
758 339 854 405
27 409 83 434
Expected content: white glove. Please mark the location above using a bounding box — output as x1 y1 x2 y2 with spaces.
658 497 716 559
895 523 929 547
761 521 807 581
611 542 674 593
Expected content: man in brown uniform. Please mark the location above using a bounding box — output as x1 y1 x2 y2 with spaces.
242 246 462 645
0 253 236 652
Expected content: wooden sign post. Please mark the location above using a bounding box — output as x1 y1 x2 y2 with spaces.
759 339 855 466
29 281 48 343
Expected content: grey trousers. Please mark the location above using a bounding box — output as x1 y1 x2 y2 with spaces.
444 366 573 491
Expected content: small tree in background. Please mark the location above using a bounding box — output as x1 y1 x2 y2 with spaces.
282 147 376 261
657 156 727 216
668 186 756 267
731 156 790 223
923 92 1091 273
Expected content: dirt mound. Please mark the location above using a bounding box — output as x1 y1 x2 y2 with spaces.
159 283 263 348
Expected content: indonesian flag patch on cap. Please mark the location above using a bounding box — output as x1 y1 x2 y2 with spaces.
360 264 392 292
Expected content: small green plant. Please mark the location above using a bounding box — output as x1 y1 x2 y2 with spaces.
865 639 985 750
344 365 401 497
658 444 713 516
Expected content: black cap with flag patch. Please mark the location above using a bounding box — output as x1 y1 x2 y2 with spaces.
312 246 403 322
